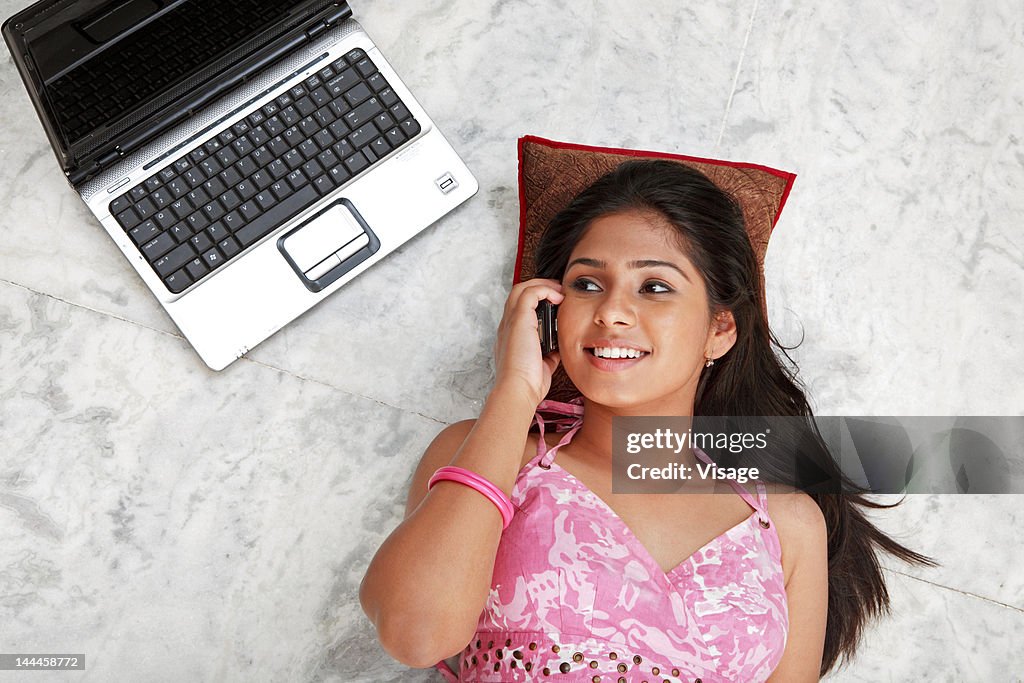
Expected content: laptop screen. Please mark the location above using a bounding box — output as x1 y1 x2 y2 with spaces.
7 0 330 175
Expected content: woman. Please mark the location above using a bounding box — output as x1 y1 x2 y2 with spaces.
360 160 934 681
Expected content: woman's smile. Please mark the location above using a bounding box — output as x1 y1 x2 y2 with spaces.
583 337 651 371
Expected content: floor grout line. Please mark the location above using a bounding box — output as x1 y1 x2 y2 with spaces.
0 277 449 425
0 277 182 340
885 567 1024 613
716 0 760 148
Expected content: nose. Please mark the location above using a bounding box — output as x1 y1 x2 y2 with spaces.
593 289 635 328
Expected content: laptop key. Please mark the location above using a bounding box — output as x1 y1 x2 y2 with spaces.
280 106 301 127
116 207 141 230
295 97 317 117
252 170 272 190
185 212 210 233
151 188 172 209
185 258 208 281
144 176 162 192
154 243 196 278
129 220 160 245
167 178 189 198
235 157 258 179
384 127 404 146
154 210 176 230
354 58 376 78
302 159 323 180
168 223 191 244
286 169 309 191
312 174 334 196
299 116 320 137
209 220 232 241
378 87 399 108
344 151 369 175
344 83 373 107
159 166 176 182
368 137 390 157
327 69 360 97
344 97 383 128
255 191 275 211
165 269 192 294
283 150 304 170
202 247 225 270
400 118 421 138
219 166 242 188
190 232 213 254
238 200 260 222
234 179 256 200
199 158 221 177
170 198 192 219
298 139 319 159
389 102 411 122
235 185 319 248
142 233 176 261
310 87 331 107
135 198 157 219
219 189 242 212
173 158 192 173
345 48 366 64
129 184 148 202
219 237 242 259
367 73 388 92
265 116 285 136
348 123 378 148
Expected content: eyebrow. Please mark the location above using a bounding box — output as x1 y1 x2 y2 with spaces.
566 257 692 283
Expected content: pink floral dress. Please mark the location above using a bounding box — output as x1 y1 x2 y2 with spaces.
436 401 789 682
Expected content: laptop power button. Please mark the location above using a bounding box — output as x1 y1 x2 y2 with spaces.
435 172 458 194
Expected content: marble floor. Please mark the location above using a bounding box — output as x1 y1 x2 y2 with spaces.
1 0 1022 681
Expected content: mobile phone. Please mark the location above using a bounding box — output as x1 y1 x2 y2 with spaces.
537 300 558 355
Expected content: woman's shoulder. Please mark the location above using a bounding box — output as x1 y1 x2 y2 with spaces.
762 484 827 586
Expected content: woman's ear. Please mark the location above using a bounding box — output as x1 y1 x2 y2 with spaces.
707 310 737 360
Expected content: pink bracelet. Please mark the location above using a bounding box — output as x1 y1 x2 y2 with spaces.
427 466 515 530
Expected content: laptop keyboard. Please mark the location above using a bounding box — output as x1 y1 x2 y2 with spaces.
108 48 421 294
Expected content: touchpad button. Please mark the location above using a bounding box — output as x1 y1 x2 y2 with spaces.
277 199 380 292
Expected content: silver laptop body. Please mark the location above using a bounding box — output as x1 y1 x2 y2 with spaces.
4 1 477 370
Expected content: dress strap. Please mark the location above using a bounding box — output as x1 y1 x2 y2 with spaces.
434 661 458 682
533 399 585 469
692 447 768 517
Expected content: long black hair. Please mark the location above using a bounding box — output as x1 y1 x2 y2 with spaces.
534 159 937 676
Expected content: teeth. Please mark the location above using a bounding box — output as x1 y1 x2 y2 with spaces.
593 347 644 359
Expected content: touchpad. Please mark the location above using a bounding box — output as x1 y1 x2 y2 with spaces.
278 199 380 293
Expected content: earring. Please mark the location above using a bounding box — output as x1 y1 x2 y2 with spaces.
705 357 715 368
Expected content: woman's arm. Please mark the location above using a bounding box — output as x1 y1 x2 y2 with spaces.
766 492 829 682
359 279 564 668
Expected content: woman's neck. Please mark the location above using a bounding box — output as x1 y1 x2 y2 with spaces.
569 395 704 484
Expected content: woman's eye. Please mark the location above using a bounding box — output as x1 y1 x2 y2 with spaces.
641 281 673 294
570 278 601 292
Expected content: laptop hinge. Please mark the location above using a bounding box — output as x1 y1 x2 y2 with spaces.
69 2 353 185
306 5 350 40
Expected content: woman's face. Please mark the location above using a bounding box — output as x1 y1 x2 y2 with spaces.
557 209 736 414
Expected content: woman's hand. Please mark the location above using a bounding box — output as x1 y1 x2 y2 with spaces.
492 278 565 407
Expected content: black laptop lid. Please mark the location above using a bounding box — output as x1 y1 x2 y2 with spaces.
3 0 348 183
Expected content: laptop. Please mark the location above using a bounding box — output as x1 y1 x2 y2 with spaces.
3 0 478 370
